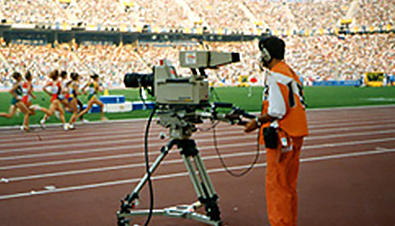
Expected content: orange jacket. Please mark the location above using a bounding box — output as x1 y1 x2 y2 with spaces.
261 61 308 138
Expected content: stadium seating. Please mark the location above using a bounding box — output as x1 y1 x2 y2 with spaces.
0 0 393 33
0 0 394 88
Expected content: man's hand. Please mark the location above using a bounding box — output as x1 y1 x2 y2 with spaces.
244 119 259 133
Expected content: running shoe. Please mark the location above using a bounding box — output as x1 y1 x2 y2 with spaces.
39 119 46 129
29 104 41 110
63 123 69 131
81 118 89 124
20 125 29 132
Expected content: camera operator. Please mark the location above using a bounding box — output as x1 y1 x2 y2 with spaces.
244 36 308 226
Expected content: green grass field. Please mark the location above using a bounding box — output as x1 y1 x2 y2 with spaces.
1 86 395 127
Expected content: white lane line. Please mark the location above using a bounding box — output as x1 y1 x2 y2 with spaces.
307 129 395 140
4 151 264 182
306 104 395 111
0 104 394 133
1 113 394 139
2 135 395 180
0 148 394 201
0 142 256 170
1 135 395 170
1 120 394 157
2 116 395 147
0 127 248 149
1 114 394 143
1 126 394 162
308 119 395 130
0 134 255 160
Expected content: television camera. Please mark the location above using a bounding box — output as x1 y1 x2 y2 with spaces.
118 51 254 226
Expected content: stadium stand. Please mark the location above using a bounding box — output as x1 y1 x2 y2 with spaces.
0 0 394 88
1 0 393 32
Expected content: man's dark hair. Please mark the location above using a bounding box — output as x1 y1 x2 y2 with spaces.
258 36 285 60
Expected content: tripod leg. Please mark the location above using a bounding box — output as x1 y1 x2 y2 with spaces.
193 154 221 221
182 154 206 200
119 140 174 213
194 154 217 198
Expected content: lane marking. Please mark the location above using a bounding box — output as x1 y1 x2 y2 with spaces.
1 126 394 162
1 121 394 158
0 148 394 201
0 142 256 170
0 134 255 158
3 151 265 182
1 116 395 147
0 104 393 131
2 135 395 181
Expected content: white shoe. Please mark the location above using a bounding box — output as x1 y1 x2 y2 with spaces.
81 119 89 124
69 124 75 130
63 123 69 131
40 119 46 129
29 104 41 110
20 125 29 131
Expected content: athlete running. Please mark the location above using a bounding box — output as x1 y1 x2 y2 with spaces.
40 70 69 130
76 74 107 121
21 71 50 129
0 72 32 131
66 72 84 129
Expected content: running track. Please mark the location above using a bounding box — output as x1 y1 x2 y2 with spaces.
0 106 394 226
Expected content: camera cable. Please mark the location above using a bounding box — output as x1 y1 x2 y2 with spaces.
142 105 158 226
212 124 261 177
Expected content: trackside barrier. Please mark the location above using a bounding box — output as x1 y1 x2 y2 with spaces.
312 80 361 86
82 95 154 113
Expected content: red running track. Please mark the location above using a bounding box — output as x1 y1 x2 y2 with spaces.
0 106 395 226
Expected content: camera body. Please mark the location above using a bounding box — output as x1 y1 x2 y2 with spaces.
124 50 240 106
154 58 209 105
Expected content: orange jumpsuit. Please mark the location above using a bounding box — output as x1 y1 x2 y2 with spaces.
260 61 308 226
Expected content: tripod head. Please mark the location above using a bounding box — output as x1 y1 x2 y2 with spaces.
156 102 255 140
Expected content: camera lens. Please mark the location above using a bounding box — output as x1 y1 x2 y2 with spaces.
124 73 154 88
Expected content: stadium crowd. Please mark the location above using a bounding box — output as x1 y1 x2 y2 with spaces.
0 0 394 88
1 32 394 88
0 0 393 32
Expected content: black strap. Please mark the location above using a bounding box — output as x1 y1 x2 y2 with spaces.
287 82 295 108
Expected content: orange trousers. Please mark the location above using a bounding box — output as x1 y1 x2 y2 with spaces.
265 136 304 226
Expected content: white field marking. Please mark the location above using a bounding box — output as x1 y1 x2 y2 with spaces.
2 134 395 180
0 148 394 201
1 116 395 146
1 125 394 162
366 98 395 102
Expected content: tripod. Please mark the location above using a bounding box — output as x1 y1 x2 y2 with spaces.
117 120 223 226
